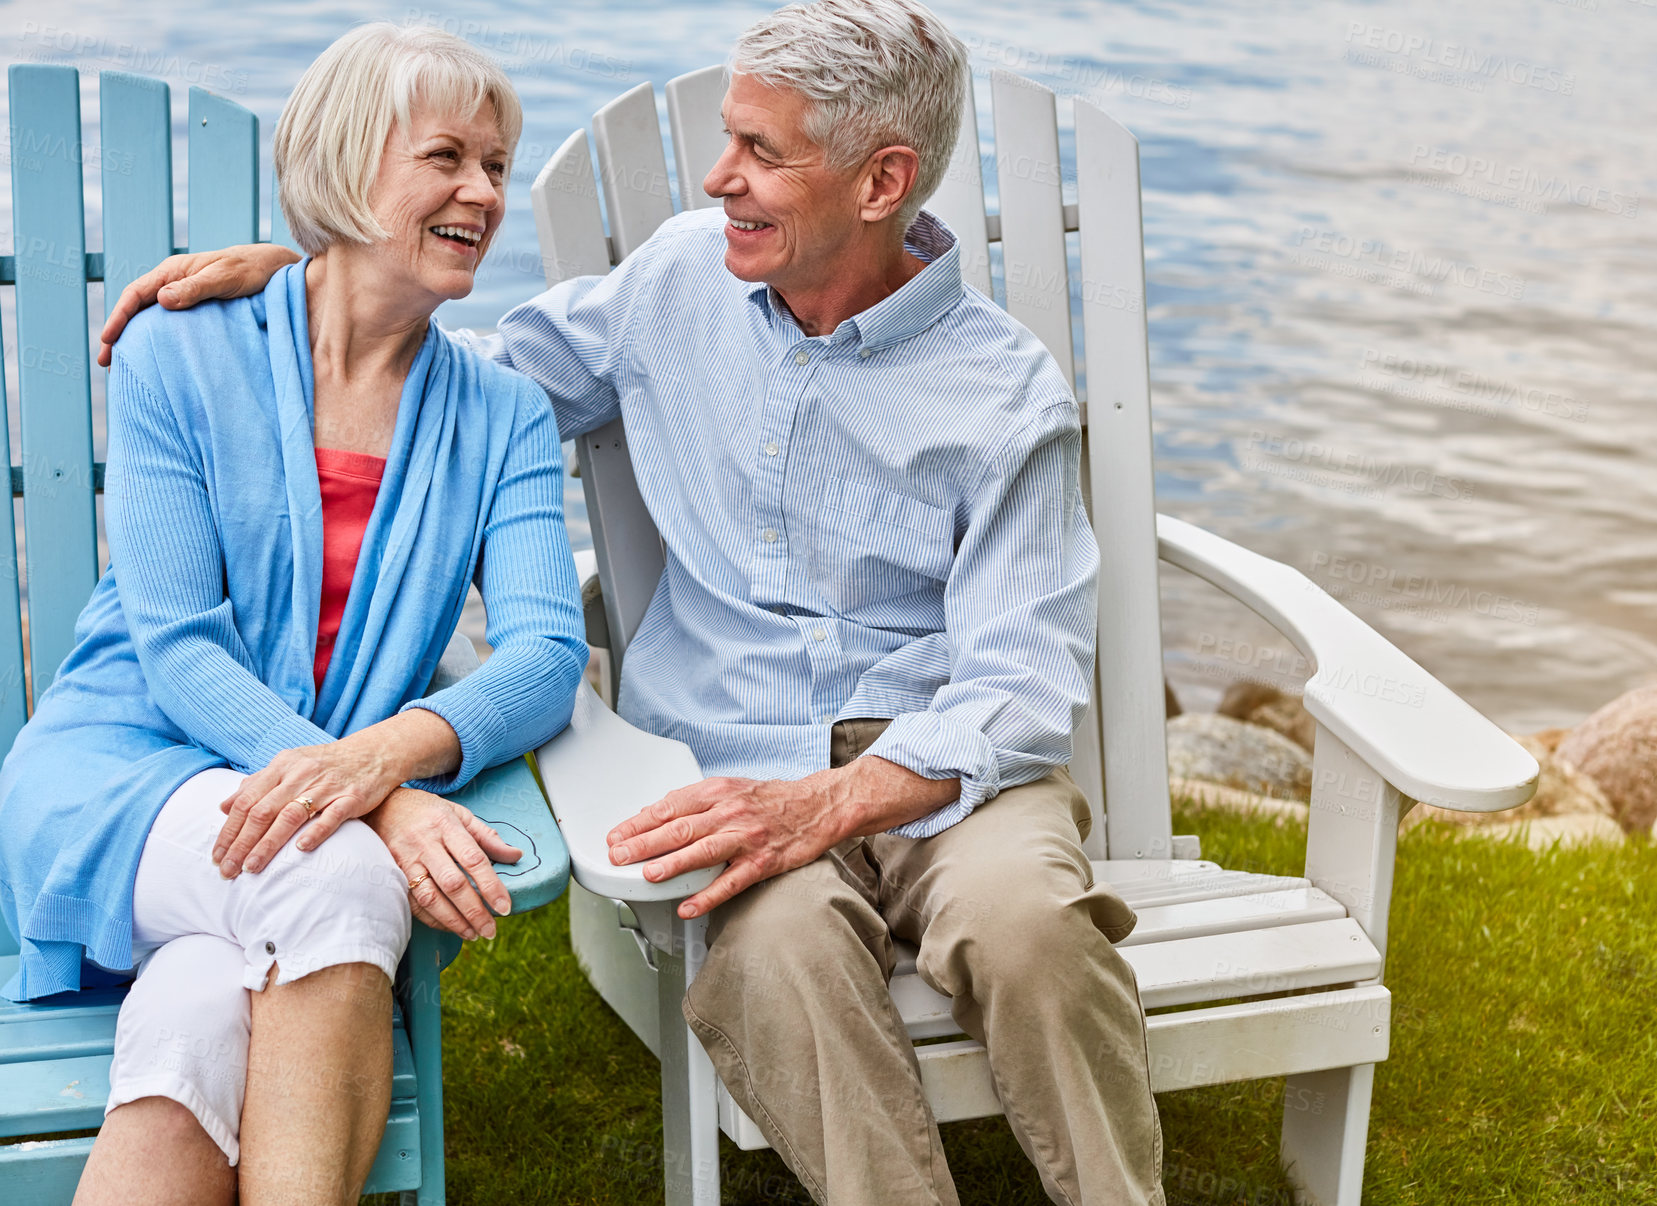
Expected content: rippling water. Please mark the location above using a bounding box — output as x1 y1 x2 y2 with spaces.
4 0 1654 732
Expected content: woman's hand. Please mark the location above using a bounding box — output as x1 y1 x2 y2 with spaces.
213 711 462 877
365 787 523 940
212 739 403 877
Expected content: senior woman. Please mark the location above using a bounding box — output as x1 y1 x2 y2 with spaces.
0 22 585 1205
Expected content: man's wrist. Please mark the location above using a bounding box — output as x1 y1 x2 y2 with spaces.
830 754 960 839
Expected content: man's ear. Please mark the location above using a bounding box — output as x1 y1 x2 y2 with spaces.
858 145 921 225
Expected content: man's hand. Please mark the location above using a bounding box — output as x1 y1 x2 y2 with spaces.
606 755 959 919
98 243 301 366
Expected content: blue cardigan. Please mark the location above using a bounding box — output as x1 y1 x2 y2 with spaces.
0 263 587 1001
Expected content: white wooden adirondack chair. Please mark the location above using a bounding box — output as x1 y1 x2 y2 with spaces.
529 66 1539 1206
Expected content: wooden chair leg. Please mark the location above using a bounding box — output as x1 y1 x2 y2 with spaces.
1280 1063 1374 1206
401 925 461 1206
657 915 720 1205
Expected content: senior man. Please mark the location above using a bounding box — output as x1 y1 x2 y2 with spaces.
100 3 1164 1202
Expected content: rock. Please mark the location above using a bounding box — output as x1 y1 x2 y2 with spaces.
1406 730 1618 837
1555 687 1657 834
1217 680 1316 752
1166 712 1313 801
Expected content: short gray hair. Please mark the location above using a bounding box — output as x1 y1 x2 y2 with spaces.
730 0 969 227
274 22 523 255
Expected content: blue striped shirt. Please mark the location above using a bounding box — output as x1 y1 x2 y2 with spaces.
461 207 1098 837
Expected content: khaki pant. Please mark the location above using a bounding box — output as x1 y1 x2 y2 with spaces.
682 719 1165 1206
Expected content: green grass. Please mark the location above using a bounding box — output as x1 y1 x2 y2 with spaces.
405 805 1656 1204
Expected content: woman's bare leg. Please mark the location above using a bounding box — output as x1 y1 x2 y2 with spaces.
73 1097 237 1206
238 961 393 1206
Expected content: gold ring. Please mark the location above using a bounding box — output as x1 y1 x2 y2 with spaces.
292 796 316 817
407 872 430 892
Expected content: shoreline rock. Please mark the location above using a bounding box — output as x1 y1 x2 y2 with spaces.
1553 686 1657 835
1168 679 1655 847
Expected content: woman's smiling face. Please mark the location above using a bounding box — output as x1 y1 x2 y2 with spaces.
361 100 509 305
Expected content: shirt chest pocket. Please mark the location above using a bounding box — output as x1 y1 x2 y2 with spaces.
810 476 955 615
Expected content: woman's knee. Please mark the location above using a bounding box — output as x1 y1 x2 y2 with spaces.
242 818 412 988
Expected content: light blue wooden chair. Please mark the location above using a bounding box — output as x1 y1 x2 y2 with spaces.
0 66 570 1204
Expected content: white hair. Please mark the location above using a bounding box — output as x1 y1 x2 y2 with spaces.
730 0 969 227
274 22 523 256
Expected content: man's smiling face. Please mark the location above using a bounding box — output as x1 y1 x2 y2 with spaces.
702 72 866 297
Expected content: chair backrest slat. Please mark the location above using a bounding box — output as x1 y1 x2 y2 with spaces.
0 323 28 754
926 83 993 297
98 73 174 314
531 131 612 283
530 132 664 681
1075 96 1172 859
592 82 674 260
8 65 98 703
664 65 726 212
988 70 1075 390
185 87 258 251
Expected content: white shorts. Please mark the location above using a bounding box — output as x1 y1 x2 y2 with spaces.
104 767 413 1164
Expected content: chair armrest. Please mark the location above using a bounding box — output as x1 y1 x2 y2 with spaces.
1157 514 1538 812
421 631 570 913
533 678 719 902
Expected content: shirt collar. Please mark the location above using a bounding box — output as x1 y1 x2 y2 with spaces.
745 209 964 351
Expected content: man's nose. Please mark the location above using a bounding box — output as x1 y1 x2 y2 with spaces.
703 145 742 200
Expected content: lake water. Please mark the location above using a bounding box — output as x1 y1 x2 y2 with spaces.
4 0 1655 734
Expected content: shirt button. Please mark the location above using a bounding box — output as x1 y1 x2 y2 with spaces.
773 605 786 615
762 528 778 543
264 941 276 955
859 348 872 359
764 442 779 456
813 628 826 641
794 350 810 366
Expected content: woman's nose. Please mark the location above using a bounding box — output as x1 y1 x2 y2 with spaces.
457 162 501 208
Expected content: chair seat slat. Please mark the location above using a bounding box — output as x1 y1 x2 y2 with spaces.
0 1009 420 1134
890 917 1381 1039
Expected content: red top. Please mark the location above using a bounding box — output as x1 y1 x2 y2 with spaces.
313 447 387 689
